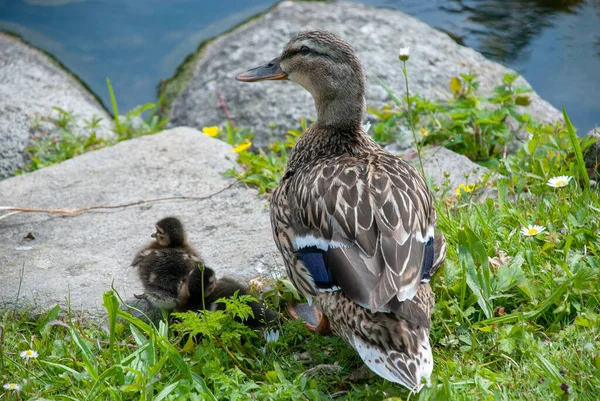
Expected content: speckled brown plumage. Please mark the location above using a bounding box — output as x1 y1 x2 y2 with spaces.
273 127 437 317
237 30 446 392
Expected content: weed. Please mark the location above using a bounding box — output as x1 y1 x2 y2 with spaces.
17 80 168 174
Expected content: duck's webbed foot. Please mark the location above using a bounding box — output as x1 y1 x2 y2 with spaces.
288 303 331 334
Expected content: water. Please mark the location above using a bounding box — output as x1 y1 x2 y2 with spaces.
1 0 598 133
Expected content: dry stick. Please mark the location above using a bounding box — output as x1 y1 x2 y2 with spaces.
216 88 237 129
0 182 235 218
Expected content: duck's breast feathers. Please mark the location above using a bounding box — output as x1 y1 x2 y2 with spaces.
288 154 436 313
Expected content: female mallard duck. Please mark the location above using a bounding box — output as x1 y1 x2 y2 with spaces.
236 30 446 392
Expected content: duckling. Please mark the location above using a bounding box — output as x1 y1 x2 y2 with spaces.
236 30 446 392
179 265 279 328
132 217 202 310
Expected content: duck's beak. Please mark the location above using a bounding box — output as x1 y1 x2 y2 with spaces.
236 57 288 82
151 232 157 238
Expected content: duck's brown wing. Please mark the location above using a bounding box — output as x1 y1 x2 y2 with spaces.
290 153 437 318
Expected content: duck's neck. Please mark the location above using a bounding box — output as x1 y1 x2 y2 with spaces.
287 115 376 171
314 90 365 130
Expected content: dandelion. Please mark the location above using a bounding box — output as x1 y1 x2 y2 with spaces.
20 349 38 360
399 46 410 61
547 175 572 188
521 225 546 236
3 383 21 391
455 183 474 195
202 126 219 137
419 127 429 137
232 142 252 153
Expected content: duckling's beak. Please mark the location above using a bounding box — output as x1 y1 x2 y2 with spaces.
236 57 288 82
151 233 157 238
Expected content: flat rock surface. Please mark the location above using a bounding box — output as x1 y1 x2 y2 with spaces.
403 146 492 196
585 127 600 180
0 127 280 316
169 1 562 147
0 32 112 179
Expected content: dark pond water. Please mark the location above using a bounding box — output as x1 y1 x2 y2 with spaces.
1 0 599 133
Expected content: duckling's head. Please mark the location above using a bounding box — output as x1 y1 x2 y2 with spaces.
236 30 365 128
152 217 186 248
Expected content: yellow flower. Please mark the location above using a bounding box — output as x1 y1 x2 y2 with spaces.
202 126 219 137
455 184 474 195
232 142 252 153
420 127 429 137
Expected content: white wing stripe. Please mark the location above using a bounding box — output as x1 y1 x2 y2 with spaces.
414 226 435 243
294 235 348 251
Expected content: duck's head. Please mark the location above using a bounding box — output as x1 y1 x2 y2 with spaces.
236 30 365 128
152 217 186 248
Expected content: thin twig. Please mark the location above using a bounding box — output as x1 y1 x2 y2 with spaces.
216 88 237 129
302 362 342 378
0 182 235 218
0 211 21 221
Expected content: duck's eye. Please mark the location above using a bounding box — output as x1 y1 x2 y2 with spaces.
300 46 311 55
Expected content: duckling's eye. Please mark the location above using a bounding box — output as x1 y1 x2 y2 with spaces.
300 46 311 55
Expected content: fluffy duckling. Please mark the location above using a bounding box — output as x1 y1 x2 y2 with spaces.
132 217 201 310
179 265 279 328
237 30 446 392
132 217 278 327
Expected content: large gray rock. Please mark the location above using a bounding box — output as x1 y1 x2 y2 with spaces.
0 127 281 316
169 1 562 147
584 127 600 181
0 32 112 179
404 146 490 194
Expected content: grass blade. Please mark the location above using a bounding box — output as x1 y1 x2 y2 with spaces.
458 228 493 319
70 326 99 381
106 78 122 135
562 107 589 188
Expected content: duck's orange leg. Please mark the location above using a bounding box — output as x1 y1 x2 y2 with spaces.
287 303 331 334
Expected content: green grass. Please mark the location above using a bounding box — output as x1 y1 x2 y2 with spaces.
16 79 168 174
4 72 600 399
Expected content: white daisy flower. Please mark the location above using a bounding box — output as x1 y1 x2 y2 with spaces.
547 175 572 188
3 383 21 391
261 329 280 354
521 225 546 236
264 329 280 344
362 121 372 133
399 46 410 61
20 349 38 360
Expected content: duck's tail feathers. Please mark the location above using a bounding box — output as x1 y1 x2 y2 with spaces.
352 332 433 393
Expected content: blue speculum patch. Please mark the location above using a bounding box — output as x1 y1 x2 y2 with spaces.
421 236 434 282
297 246 338 290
